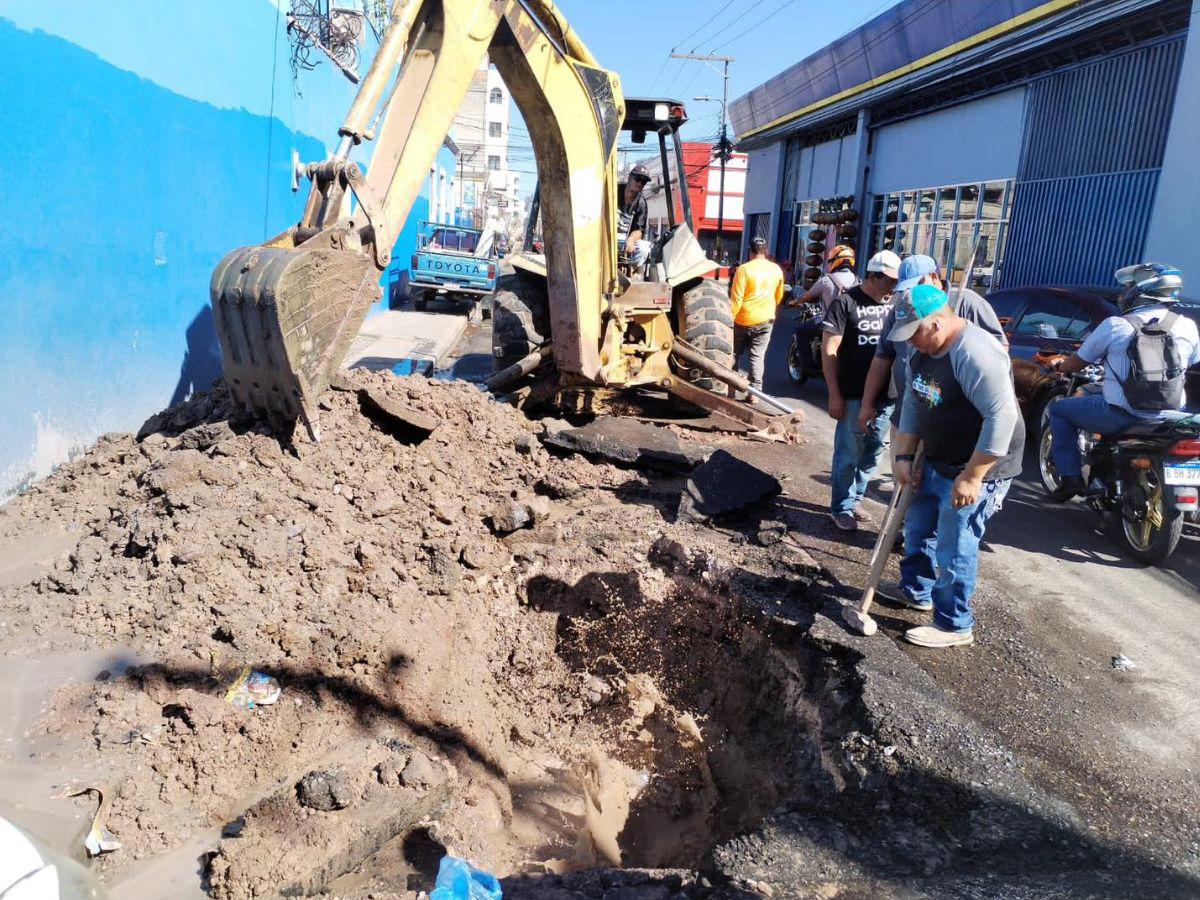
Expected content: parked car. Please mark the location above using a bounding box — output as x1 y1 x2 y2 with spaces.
985 284 1200 427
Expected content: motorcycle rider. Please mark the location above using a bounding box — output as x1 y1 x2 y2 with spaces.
1048 263 1200 501
796 245 858 314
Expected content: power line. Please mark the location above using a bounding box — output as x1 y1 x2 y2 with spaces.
736 0 958 126
708 0 804 52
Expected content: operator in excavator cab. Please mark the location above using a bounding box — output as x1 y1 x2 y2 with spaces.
618 163 652 269
1047 262 1200 502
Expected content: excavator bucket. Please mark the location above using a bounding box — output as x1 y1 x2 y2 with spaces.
210 243 380 438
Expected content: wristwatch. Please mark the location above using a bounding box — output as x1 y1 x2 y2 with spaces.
896 453 916 462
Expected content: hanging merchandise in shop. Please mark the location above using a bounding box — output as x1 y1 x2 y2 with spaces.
796 196 857 288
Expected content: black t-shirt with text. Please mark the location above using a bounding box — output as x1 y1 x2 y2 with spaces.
822 286 893 400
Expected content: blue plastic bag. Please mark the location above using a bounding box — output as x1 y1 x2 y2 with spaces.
430 856 502 900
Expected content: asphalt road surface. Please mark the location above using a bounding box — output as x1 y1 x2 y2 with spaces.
760 306 1200 874
442 307 1199 879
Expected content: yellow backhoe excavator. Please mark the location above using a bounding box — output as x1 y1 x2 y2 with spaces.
210 0 801 439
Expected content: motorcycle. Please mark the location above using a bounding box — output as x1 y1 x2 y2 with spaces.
787 300 825 384
1037 360 1200 565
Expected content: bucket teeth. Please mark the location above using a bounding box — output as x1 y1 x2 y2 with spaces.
210 244 378 435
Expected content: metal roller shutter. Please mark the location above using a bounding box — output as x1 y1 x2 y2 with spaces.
1001 37 1185 289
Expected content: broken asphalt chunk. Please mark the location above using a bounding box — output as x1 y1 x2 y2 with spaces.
542 417 711 472
677 449 781 522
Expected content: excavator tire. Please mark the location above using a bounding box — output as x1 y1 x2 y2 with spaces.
677 278 735 393
491 272 551 374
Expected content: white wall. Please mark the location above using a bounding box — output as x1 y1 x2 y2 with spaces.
794 135 857 201
868 88 1026 193
1145 0 1200 282
743 144 782 214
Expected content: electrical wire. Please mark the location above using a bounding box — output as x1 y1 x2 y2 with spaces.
736 0 1000 126
263 0 282 240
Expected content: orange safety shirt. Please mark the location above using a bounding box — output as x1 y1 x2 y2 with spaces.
730 257 785 326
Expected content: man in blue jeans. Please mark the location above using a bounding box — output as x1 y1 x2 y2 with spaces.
821 250 900 530
888 285 1025 648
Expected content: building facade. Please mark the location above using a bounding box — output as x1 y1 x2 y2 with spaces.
451 58 520 227
638 143 747 265
732 0 1200 294
0 1 446 498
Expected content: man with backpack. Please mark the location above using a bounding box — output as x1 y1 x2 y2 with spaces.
1048 263 1200 502
796 245 859 315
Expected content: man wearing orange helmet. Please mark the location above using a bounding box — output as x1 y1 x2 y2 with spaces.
798 244 859 314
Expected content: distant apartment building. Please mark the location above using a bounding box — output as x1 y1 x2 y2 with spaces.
451 58 520 227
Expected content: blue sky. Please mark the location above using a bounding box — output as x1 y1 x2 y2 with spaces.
506 0 894 192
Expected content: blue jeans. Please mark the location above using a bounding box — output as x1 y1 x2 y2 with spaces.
899 463 1011 633
1048 394 1140 478
830 398 893 516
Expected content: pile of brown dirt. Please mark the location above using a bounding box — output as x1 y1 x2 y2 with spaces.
0 374 844 898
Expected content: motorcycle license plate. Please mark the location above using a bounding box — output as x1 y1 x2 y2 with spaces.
1164 460 1200 485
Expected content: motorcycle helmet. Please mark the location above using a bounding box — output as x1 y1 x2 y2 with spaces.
1114 262 1183 313
826 244 855 272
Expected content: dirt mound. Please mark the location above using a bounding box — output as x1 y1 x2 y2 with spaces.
0 374 842 897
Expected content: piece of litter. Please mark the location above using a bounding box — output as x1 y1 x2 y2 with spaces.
430 855 501 900
117 724 163 745
54 784 120 857
1111 654 1137 671
223 667 282 709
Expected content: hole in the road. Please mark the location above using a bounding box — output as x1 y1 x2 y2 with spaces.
403 827 447 891
521 543 857 869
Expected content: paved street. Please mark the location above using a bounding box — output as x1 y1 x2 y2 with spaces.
441 307 1200 875
759 306 1200 872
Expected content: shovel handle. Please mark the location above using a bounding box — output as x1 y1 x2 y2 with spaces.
857 447 923 614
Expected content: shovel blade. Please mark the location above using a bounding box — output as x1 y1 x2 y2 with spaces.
210 244 379 433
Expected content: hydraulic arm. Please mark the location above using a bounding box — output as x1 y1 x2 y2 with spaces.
210 0 623 436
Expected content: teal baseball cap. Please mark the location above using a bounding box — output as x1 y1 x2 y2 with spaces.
888 283 949 342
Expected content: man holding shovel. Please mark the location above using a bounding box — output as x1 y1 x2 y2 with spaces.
887 285 1024 648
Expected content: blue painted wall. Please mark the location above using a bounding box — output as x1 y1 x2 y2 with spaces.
0 2 443 497
1146 0 1200 284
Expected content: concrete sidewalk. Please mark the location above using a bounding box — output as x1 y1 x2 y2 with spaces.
343 310 469 376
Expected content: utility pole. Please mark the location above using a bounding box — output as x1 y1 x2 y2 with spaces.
672 52 734 264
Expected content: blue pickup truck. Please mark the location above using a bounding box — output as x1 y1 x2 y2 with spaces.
408 221 500 313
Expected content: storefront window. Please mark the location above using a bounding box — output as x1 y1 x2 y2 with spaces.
936 186 957 222
869 178 1014 290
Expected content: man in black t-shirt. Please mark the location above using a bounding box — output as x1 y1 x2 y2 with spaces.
618 163 651 267
821 250 900 530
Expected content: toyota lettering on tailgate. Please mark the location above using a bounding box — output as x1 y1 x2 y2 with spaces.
430 259 480 275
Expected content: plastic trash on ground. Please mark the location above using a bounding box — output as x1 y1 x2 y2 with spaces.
58 785 121 858
430 855 502 900
222 667 282 709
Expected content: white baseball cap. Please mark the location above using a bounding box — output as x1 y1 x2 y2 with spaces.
866 249 901 279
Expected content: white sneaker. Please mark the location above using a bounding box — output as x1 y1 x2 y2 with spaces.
904 624 974 648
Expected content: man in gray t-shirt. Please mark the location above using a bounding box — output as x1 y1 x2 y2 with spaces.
886 285 1023 651
858 255 1007 432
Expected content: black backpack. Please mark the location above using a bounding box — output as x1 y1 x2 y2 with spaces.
1119 311 1186 411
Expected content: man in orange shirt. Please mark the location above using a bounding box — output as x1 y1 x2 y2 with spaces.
730 237 785 394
